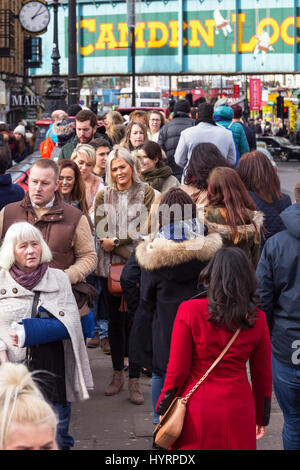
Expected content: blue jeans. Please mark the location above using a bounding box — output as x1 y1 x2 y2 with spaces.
86 273 109 339
272 355 300 450
52 402 74 450
151 373 165 425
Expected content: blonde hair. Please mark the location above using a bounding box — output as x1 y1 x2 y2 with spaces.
71 143 96 167
0 222 52 271
0 363 58 450
105 145 141 189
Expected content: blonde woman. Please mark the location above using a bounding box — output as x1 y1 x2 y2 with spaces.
94 146 155 404
71 143 104 215
0 362 58 450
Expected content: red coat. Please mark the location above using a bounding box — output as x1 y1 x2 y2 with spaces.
156 299 272 450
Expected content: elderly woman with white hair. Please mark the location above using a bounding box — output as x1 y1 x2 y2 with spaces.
0 222 93 450
71 143 104 215
94 145 155 404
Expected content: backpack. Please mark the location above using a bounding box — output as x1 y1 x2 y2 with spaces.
40 135 55 159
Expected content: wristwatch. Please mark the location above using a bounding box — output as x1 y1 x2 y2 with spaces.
113 237 120 247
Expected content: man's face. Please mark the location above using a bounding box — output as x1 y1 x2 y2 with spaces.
95 146 110 170
29 165 59 208
76 119 96 143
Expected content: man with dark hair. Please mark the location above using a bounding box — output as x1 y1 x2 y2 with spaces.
0 145 24 210
89 138 111 181
174 102 236 180
58 109 106 160
158 99 194 181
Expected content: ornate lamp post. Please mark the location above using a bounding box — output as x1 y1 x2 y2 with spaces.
42 0 67 118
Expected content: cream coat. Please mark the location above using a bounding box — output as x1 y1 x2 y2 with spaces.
0 267 93 402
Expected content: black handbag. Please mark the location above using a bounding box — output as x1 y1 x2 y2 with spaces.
24 291 40 370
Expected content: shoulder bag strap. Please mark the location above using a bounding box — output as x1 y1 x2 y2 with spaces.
31 291 40 318
183 328 241 403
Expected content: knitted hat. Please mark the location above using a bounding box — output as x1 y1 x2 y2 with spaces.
174 99 191 115
13 125 25 136
232 104 243 119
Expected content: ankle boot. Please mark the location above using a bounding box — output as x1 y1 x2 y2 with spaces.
128 378 144 405
104 370 125 396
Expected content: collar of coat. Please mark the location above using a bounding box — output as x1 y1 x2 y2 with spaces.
135 232 222 271
201 208 264 239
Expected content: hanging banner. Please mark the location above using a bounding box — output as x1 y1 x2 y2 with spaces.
249 78 261 111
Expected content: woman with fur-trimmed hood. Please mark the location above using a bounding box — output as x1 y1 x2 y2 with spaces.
134 188 223 426
202 167 264 268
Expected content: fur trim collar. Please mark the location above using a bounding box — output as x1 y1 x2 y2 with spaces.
203 210 264 238
135 232 222 270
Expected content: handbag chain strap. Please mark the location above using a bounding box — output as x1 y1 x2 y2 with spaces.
182 328 241 404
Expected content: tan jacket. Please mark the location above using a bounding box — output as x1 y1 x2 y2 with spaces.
0 267 94 402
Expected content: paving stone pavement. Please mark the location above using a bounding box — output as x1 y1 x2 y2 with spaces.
70 347 284 451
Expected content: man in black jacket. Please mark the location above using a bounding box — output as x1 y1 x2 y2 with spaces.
256 193 300 450
158 99 194 181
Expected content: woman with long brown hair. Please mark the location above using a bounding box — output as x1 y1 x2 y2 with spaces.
120 120 148 152
237 150 291 249
57 159 93 231
203 166 264 267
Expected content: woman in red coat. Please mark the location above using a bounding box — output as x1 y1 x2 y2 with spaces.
155 247 272 450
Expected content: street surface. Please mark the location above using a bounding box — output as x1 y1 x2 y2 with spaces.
69 161 300 452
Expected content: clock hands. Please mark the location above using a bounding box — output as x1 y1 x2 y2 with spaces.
31 5 44 20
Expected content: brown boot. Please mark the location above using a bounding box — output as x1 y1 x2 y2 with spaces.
104 370 125 396
128 378 144 405
87 332 100 348
100 337 111 355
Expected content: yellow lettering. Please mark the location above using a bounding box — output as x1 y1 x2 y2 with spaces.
118 22 128 48
257 17 280 45
281 16 300 45
169 20 178 47
135 22 146 48
95 23 118 50
189 19 215 47
80 19 96 56
231 13 257 52
147 21 169 48
169 20 188 47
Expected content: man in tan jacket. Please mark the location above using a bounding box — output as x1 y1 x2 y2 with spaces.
0 158 97 301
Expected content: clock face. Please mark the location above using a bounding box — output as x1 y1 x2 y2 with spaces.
19 1 50 33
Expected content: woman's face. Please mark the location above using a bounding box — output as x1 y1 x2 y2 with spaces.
14 239 42 273
130 124 145 149
4 422 57 450
73 153 94 180
58 167 75 198
139 149 158 172
14 133 23 141
111 157 133 191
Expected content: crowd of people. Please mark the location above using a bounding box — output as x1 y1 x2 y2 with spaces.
0 97 299 452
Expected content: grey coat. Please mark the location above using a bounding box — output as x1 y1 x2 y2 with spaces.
0 267 93 402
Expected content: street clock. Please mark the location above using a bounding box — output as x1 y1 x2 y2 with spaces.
19 0 50 34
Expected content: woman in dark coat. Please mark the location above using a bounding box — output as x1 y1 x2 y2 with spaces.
134 188 223 425
237 150 291 251
156 247 272 450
